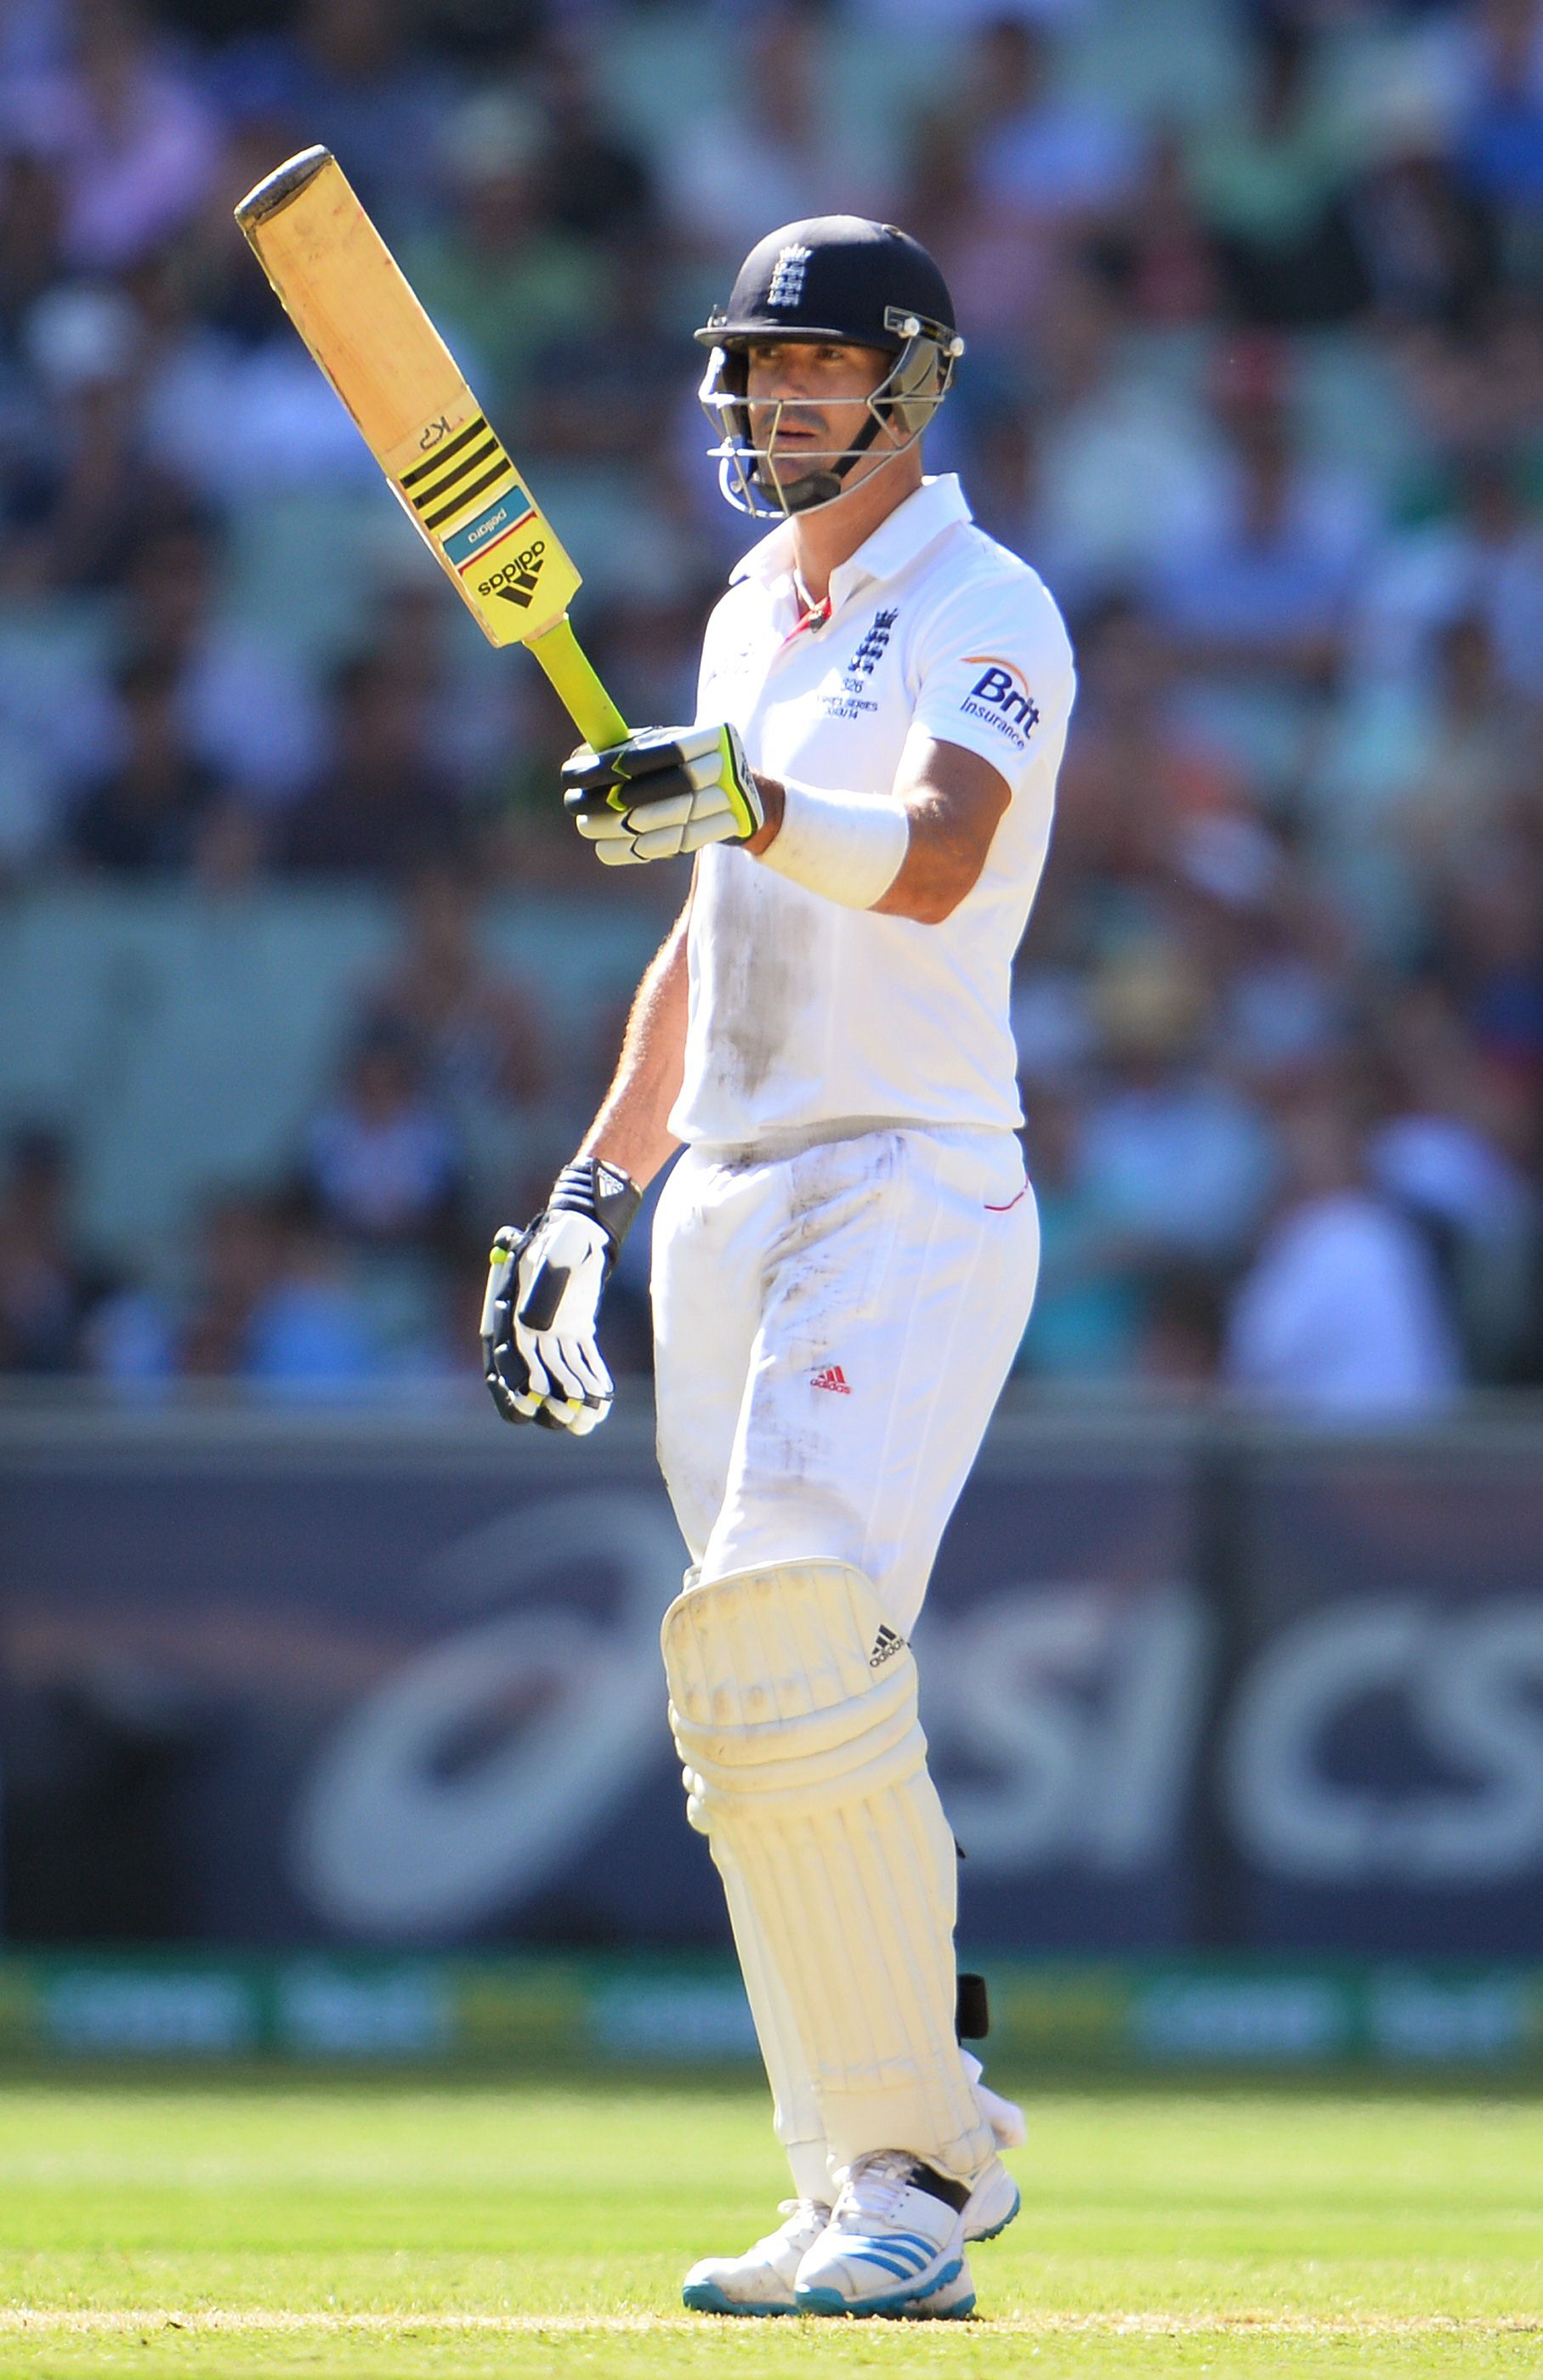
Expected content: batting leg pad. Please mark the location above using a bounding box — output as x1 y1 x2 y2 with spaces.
662 1559 994 2180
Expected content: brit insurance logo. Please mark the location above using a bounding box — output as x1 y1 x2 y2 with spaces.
959 655 1041 752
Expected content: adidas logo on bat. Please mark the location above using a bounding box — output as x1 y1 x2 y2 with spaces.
479 540 547 606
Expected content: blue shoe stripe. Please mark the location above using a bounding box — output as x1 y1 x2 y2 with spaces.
848 2238 933 2272
852 2231 938 2259
844 2248 921 2280
797 2254 966 2320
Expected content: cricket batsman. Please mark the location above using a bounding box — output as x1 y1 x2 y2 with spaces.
482 217 1075 2319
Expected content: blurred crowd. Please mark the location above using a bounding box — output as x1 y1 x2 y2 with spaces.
2 0 1542 1415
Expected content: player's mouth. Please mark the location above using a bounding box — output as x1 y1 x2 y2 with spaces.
758 406 825 448
769 425 825 459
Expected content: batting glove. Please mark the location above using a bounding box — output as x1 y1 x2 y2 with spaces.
481 1157 642 1435
562 722 764 865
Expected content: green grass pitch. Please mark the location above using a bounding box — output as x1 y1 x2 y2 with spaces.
1 2075 1539 2376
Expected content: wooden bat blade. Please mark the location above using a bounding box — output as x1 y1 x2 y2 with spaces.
235 148 587 663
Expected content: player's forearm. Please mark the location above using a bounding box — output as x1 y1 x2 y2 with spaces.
869 780 1001 924
743 772 911 912
744 740 1008 925
577 904 690 1189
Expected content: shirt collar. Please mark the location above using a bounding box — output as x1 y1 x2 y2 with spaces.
729 473 973 605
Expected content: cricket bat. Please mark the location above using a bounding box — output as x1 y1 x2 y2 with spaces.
235 144 628 753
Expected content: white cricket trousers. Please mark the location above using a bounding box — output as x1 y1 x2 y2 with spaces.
651 1121 1040 2196
652 1122 1040 1635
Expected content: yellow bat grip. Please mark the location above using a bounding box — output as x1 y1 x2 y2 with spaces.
528 615 628 752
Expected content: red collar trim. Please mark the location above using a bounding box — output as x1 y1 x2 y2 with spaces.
780 593 831 649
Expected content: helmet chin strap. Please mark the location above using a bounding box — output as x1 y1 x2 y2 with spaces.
757 406 891 516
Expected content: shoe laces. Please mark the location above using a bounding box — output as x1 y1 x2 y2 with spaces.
774 2197 831 2245
831 2149 916 2230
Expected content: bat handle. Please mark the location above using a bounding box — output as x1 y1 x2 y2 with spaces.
528 615 628 752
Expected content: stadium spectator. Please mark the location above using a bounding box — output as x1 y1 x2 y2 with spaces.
0 144 66 319
0 0 219 275
1450 0 1543 250
958 14 1143 231
1002 264 1218 607
1039 597 1250 900
660 2 893 255
1079 945 1279 1269
175 1189 281 1379
1347 89 1500 329
1170 814 1353 1096
400 87 608 438
280 651 464 883
1350 450 1543 702
0 1125 119 1372
1092 128 1223 329
1013 1082 1143 1380
1308 606 1540 960
535 35 659 246
298 1022 464 1256
204 0 455 235
241 1183 377 1397
1146 342 1376 692
362 866 548 1115
10 277 173 596
1433 848 1543 1104
1224 1091 1462 1417
1185 15 1368 326
1369 983 1539 1381
65 651 224 873
167 1187 376 1391
105 514 321 804
355 864 560 1221
906 12 1142 352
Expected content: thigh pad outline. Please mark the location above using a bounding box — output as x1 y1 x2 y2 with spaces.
662 1560 924 1822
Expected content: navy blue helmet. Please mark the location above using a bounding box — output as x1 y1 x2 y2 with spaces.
696 216 964 518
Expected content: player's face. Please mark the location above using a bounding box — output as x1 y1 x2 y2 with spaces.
743 341 901 479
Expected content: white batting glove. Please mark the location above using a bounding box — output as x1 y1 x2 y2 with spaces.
561 722 764 865
481 1158 642 1436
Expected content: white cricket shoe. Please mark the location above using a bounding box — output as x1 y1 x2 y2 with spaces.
681 2197 830 2316
795 2151 968 2317
888 2253 977 2320
965 2151 1021 2241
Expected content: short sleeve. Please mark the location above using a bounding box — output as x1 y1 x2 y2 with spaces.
695 599 725 726
695 582 751 727
909 567 1075 792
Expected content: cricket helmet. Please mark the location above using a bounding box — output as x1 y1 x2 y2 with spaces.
695 215 964 519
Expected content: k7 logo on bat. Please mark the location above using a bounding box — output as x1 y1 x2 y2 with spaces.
959 656 1040 752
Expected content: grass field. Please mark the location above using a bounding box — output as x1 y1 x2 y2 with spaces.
1 2074 1540 2377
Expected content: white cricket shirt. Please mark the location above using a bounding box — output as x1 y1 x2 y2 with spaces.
670 473 1075 1143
